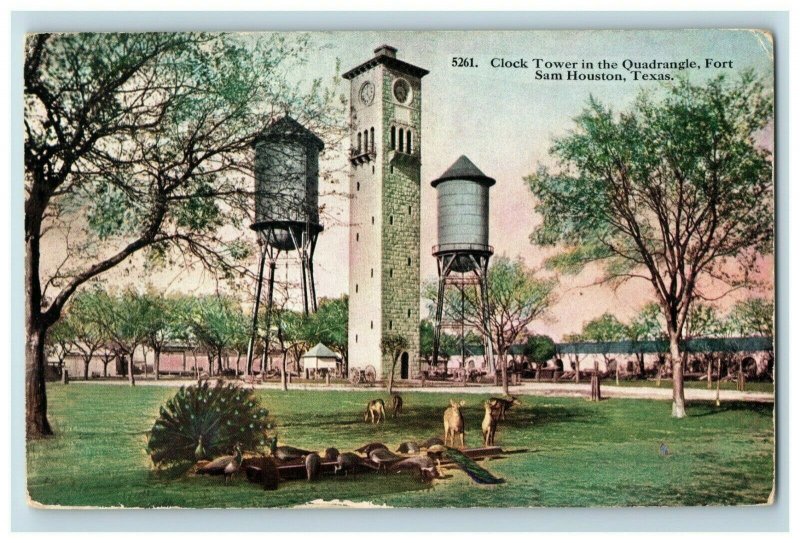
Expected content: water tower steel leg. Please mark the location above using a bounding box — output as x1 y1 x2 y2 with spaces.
432 254 456 376
245 242 267 376
263 258 277 374
470 254 494 375
288 227 310 316
308 232 319 312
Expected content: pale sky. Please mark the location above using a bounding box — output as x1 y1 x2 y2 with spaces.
42 30 774 341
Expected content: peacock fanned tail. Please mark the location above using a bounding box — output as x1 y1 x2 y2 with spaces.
443 447 505 485
146 380 270 469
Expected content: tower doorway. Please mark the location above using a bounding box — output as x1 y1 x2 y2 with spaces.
400 352 409 379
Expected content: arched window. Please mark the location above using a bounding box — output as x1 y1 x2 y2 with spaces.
389 215 393 225
407 308 411 318
370 321 373 330
356 232 359 241
370 268 374 278
408 205 411 215
357 132 362 153
371 216 375 224
389 268 393 277
355 334 358 343
356 182 360 191
407 256 411 266
406 129 412 153
355 284 359 293
370 127 375 152
389 320 393 330
398 129 404 152
364 130 369 152
390 126 396 150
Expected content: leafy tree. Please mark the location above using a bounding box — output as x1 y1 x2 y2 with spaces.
62 289 108 380
727 298 773 337
381 333 410 395
527 74 773 417
87 289 153 386
577 313 628 381
523 334 557 369
24 32 342 436
425 257 555 394
303 296 348 369
44 318 73 377
189 295 248 377
626 302 666 378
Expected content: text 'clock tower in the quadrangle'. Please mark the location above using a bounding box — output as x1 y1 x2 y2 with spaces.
343 45 428 382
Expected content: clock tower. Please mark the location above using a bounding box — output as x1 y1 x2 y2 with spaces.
343 45 428 382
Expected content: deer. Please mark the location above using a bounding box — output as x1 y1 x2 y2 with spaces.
364 399 386 424
482 400 501 446
391 393 403 418
488 396 520 420
443 399 466 448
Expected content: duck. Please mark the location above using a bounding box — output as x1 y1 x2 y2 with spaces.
369 447 403 473
334 452 365 477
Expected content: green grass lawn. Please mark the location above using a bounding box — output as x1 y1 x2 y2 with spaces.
27 383 774 508
598 379 775 393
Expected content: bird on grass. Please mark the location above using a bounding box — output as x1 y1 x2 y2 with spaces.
659 443 670 456
429 446 505 485
305 452 322 481
355 442 389 455
244 454 280 490
196 443 242 479
420 436 445 448
392 455 440 481
267 436 315 462
396 441 420 454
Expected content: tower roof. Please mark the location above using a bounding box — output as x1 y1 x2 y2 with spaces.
252 115 324 150
431 155 496 187
342 45 429 80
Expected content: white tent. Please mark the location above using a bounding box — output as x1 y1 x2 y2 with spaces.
300 342 340 372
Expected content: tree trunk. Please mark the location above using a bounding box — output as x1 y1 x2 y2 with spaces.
669 330 686 418
716 358 722 407
127 354 136 386
614 358 620 385
142 345 148 380
83 358 90 380
499 349 509 395
281 351 288 391
637 353 645 379
706 355 713 389
387 356 397 395
26 324 53 438
153 347 161 381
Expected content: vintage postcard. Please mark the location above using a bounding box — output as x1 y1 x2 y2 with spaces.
24 29 774 508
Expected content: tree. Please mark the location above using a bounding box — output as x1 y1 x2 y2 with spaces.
44 318 73 378
577 313 628 383
189 296 248 377
523 335 557 370
426 257 556 394
24 32 342 436
626 302 666 378
381 333 409 395
87 289 152 386
63 289 108 380
527 73 773 417
303 296 348 371
727 298 773 337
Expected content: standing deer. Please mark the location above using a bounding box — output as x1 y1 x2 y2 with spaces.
481 401 500 446
391 393 403 418
364 399 386 424
443 399 466 448
488 396 520 420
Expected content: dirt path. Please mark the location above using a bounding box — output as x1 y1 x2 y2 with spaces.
72 379 774 403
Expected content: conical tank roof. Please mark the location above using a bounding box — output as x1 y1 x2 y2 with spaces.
431 155 496 187
252 115 324 150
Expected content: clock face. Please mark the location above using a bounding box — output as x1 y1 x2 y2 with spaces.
359 81 375 105
393 79 411 104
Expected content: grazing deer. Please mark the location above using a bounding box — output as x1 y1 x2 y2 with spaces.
364 399 386 424
391 393 404 418
488 396 520 420
482 400 501 446
443 399 466 448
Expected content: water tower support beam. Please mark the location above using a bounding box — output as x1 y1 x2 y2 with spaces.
287 227 310 316
308 231 319 312
245 241 267 376
432 253 456 375
469 253 495 375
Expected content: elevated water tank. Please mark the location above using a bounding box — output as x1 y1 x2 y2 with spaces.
251 116 324 250
431 155 495 272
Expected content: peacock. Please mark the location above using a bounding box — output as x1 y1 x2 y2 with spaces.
430 446 505 485
267 435 315 463
147 380 271 469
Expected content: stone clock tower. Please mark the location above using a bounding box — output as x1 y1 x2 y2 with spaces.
343 45 428 381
